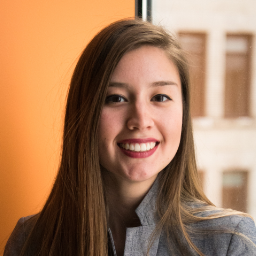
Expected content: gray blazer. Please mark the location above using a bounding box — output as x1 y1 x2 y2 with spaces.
4 183 256 255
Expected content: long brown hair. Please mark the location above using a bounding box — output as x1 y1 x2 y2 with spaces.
20 18 246 256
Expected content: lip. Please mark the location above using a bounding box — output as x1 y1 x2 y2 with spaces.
117 138 158 144
117 138 159 158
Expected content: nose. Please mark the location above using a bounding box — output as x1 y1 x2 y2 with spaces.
126 102 154 131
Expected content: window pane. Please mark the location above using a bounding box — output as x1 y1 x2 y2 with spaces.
226 36 248 54
224 35 251 118
222 171 248 212
179 33 206 117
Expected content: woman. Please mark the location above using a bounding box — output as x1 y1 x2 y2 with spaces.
4 18 256 256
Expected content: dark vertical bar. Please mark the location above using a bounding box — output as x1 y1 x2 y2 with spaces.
135 0 142 18
147 0 152 22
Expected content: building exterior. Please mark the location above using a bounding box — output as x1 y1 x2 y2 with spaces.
152 0 256 219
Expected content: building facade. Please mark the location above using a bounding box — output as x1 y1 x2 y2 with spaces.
152 0 256 219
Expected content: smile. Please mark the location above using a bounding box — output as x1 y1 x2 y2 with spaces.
119 142 156 152
117 139 159 158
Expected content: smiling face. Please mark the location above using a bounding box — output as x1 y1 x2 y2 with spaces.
98 46 183 186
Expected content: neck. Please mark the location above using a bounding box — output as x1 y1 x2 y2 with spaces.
101 170 157 256
102 169 157 227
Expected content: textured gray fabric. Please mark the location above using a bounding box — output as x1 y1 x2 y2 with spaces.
4 182 256 255
4 215 37 256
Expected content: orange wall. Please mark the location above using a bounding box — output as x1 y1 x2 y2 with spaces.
0 1 134 254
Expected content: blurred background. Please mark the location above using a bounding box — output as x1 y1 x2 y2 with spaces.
151 0 256 219
1 0 256 254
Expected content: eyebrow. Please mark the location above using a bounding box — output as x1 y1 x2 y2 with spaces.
108 80 178 88
108 82 129 88
151 81 178 87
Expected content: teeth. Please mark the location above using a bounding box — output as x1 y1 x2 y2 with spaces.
135 143 140 152
141 143 146 151
120 142 157 152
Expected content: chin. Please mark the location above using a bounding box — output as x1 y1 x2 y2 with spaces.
124 169 159 183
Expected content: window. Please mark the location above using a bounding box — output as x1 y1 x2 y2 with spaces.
179 33 206 117
222 170 248 212
224 35 252 117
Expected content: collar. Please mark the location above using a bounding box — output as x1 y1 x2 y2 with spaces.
108 178 161 256
135 178 159 226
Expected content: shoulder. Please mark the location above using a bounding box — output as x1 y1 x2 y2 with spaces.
187 201 256 234
192 212 256 255
157 214 256 256
4 214 38 256
221 215 256 255
195 211 255 231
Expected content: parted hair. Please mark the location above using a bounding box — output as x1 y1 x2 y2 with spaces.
20 18 246 256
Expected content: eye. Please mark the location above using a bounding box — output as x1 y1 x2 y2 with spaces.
105 94 127 104
151 94 171 102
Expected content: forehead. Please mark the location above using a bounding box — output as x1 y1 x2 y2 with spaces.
110 46 181 88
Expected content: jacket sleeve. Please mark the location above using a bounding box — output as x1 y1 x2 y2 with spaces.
4 215 36 256
4 218 26 256
227 217 256 255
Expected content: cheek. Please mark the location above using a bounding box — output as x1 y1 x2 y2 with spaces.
98 111 108 141
98 112 110 167
98 111 112 151
162 109 183 146
98 109 123 149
